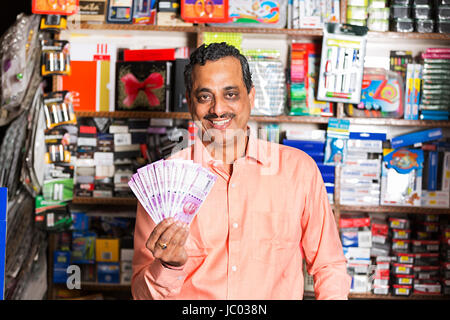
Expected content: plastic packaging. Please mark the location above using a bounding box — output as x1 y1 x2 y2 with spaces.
368 7 390 19
415 18 434 32
413 4 432 19
317 23 368 105
391 18 414 32
437 19 450 32
391 5 411 19
391 0 411 5
368 18 389 31
414 0 431 4
209 0 287 28
244 50 286 116
344 68 404 118
347 19 367 26
0 14 40 121
438 5 450 19
347 6 368 20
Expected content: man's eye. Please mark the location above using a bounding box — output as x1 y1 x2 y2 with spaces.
198 95 211 102
226 92 238 99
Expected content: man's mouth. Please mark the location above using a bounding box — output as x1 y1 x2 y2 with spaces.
205 115 235 130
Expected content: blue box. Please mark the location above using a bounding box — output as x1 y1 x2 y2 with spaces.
71 212 89 231
71 231 96 264
317 162 336 175
53 251 71 284
282 139 325 152
322 173 335 184
427 151 438 191
0 188 6 301
349 131 387 141
97 262 120 284
326 185 335 194
391 128 443 149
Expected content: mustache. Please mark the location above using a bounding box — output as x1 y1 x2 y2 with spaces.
203 113 236 121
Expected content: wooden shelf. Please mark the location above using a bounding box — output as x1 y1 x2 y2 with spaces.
75 111 192 120
342 117 450 127
340 205 450 215
72 197 137 206
75 111 450 127
349 292 450 300
304 290 450 300
73 23 450 41
75 23 198 33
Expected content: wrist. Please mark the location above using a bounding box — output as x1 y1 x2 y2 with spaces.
160 260 185 270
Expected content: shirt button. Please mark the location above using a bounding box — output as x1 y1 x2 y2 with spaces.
231 265 237 272
231 183 236 188
177 276 183 280
233 223 238 229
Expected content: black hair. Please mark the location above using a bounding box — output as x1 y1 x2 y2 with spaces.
184 42 253 96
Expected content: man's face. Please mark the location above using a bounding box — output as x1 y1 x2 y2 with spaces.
187 56 255 147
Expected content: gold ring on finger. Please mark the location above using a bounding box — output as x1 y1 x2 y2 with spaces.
157 242 168 250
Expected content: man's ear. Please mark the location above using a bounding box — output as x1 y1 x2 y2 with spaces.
249 86 256 110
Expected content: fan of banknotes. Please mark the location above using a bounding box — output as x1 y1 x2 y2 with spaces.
128 159 217 225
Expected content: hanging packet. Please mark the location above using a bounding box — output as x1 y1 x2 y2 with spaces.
317 23 368 104
324 118 350 165
244 49 286 116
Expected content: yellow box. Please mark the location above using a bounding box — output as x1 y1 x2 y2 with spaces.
95 238 119 262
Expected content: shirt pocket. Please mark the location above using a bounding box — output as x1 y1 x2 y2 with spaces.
185 235 208 257
250 211 299 264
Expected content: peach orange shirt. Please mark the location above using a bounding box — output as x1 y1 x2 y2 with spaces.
131 131 351 300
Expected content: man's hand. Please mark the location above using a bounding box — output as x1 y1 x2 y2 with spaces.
146 218 190 268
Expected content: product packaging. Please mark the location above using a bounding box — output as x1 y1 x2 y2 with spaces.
380 149 424 206
41 40 71 76
106 0 134 23
317 23 368 104
324 118 350 166
181 0 229 23
344 68 404 119
244 49 286 116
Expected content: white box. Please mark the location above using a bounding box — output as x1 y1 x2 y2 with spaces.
443 152 450 191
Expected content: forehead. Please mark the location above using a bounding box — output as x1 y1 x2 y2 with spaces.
191 56 245 88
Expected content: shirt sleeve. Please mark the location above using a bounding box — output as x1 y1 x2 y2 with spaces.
300 161 352 300
131 203 187 300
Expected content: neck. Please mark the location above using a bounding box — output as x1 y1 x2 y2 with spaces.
202 131 249 165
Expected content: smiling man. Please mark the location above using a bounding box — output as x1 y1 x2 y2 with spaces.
131 42 351 300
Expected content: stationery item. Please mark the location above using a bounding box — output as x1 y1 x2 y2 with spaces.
344 68 404 119
289 42 333 116
43 91 77 129
298 0 340 29
41 40 71 76
181 0 229 23
106 0 134 23
61 41 117 112
324 118 350 166
39 15 67 32
78 0 108 23
32 0 79 15
210 0 288 28
115 61 172 112
128 159 217 224
244 49 285 116
380 148 424 206
317 23 368 104
133 0 157 24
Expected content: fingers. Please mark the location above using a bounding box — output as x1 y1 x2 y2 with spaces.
146 218 175 252
146 218 190 267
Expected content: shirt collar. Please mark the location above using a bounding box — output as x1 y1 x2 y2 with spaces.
192 126 270 167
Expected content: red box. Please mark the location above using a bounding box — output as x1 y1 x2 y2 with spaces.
340 215 371 229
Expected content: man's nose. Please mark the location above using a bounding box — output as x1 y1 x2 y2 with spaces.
209 95 231 117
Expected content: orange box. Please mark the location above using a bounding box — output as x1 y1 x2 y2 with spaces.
95 238 119 262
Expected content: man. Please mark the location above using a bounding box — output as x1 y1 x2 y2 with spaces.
131 42 351 300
